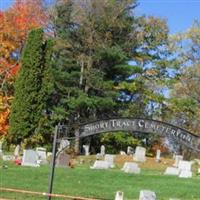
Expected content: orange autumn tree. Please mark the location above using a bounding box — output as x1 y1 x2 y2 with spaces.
0 0 47 138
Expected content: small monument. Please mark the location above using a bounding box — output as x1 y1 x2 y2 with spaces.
104 154 115 168
58 139 70 152
22 150 40 167
90 160 110 169
36 147 47 164
156 149 161 162
173 155 183 167
115 191 124 200
56 151 70 167
178 160 192 178
121 162 141 174
164 167 180 176
127 146 134 155
139 190 156 200
134 146 146 162
83 145 90 156
14 145 20 159
100 145 105 156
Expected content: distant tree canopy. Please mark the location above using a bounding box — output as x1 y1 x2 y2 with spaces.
9 0 199 154
6 0 173 150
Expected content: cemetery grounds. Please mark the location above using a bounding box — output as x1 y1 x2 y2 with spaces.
1 155 200 200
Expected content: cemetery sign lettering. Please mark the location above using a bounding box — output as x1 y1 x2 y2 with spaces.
79 118 200 152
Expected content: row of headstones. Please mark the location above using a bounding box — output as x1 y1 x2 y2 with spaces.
164 155 193 178
90 153 194 178
83 145 149 163
0 145 51 167
91 154 141 174
115 190 179 200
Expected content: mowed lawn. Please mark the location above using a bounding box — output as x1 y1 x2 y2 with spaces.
0 160 200 200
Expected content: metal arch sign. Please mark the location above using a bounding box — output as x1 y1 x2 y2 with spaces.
79 118 200 152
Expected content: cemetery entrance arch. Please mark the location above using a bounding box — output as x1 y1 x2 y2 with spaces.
47 118 200 200
78 118 200 152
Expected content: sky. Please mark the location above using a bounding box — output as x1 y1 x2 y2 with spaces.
0 0 200 34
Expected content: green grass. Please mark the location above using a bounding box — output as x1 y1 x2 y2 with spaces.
0 160 200 200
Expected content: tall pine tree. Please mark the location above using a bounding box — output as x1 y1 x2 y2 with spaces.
9 29 53 146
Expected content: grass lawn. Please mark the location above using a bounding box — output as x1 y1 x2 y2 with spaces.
0 157 200 200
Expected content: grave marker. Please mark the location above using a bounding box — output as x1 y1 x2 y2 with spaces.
121 162 140 174
22 150 39 167
134 146 146 162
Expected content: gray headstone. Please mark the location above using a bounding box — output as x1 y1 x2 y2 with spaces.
139 190 156 200
104 154 115 168
90 160 110 169
121 162 141 174
83 145 90 156
134 146 146 162
164 167 180 176
22 150 40 167
56 151 70 167
100 145 105 156
127 146 134 155
115 191 124 200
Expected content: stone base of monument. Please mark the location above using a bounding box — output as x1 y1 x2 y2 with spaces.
121 162 140 174
179 170 192 178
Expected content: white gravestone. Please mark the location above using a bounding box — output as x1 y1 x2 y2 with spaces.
115 191 124 200
121 162 141 174
90 160 110 169
139 190 156 200
134 146 146 162
178 160 192 171
100 145 105 156
173 155 183 167
120 151 126 155
58 139 70 152
104 154 115 168
36 147 47 164
164 167 180 176
14 145 20 159
156 149 161 162
22 150 40 167
178 160 192 178
127 146 134 155
83 145 90 156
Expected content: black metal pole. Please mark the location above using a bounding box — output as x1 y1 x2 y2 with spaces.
47 125 59 200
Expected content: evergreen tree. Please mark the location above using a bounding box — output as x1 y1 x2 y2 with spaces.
9 29 53 146
49 0 170 152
